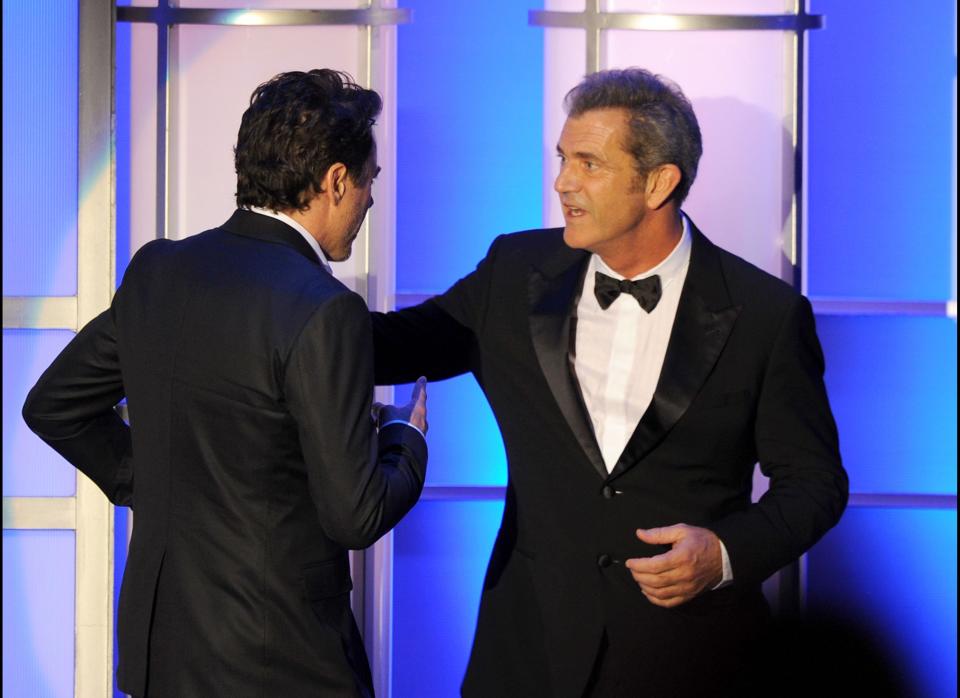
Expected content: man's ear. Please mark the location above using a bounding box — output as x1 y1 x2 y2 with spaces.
645 164 682 210
322 162 349 204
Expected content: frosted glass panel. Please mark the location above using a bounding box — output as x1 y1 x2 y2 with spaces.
117 21 158 274
806 0 955 301
397 375 507 487
542 24 587 229
817 315 957 495
169 25 364 287
393 499 505 698
601 30 794 278
2 530 76 698
3 330 77 497
806 508 957 698
607 0 792 10
177 0 357 6
2 0 78 297
395 0 544 293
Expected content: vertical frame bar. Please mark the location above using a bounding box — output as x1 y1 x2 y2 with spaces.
77 0 116 694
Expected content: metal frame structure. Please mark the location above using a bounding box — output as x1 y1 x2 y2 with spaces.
4 2 951 696
1 1 116 695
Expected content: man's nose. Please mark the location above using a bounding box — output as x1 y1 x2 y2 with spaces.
554 163 574 193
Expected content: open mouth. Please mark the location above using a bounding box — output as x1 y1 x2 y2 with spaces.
564 205 586 218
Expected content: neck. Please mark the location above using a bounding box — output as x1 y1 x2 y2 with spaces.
284 206 332 254
597 209 683 278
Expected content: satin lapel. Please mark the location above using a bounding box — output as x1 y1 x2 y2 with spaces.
609 227 741 480
528 248 607 480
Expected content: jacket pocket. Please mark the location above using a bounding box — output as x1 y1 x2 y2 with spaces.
302 555 353 625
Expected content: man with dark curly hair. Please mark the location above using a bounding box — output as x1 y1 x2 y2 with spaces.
372 68 847 697
23 69 427 697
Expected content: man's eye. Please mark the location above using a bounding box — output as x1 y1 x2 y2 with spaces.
584 161 597 170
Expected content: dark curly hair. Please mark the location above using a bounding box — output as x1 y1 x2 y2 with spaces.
234 69 382 211
565 68 702 206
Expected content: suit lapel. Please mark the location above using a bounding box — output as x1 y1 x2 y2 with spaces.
609 225 741 480
528 244 608 480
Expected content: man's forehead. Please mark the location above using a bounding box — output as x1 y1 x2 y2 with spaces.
558 108 629 152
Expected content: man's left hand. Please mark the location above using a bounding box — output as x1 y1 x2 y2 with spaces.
625 524 723 608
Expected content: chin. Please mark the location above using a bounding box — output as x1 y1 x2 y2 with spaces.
563 225 593 251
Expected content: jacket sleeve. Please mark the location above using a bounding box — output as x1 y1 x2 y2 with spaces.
371 235 504 385
21 307 134 507
285 290 427 550
711 295 848 585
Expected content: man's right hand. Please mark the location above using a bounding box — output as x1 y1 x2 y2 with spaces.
373 376 428 434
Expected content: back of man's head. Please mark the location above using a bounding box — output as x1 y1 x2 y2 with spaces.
234 69 382 212
564 68 702 206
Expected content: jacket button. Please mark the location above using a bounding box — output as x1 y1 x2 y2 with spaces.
601 486 614 499
597 553 612 568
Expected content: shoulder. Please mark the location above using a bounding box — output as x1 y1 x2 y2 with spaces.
694 232 803 313
477 227 570 271
493 227 566 255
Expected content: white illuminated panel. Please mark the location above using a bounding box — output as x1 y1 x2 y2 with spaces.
176 0 357 8
168 25 368 289
542 0 798 279
128 23 158 259
607 0 792 12
543 0 588 229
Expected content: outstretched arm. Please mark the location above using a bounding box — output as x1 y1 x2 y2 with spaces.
287 291 428 549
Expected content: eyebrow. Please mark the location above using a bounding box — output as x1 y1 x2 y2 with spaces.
556 144 604 162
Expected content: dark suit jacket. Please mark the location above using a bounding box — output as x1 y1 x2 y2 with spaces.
23 209 427 697
372 222 847 697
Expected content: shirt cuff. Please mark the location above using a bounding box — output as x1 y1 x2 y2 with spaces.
380 419 426 440
711 538 734 591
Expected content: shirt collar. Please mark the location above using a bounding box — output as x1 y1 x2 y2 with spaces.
592 213 692 283
247 207 332 273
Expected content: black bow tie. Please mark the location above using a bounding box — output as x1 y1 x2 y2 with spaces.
593 271 662 312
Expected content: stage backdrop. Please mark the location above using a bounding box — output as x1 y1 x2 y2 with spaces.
3 1 955 697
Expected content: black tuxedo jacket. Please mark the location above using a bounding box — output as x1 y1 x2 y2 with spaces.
372 222 847 697
23 209 427 697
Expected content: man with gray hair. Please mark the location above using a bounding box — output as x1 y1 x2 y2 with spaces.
373 68 847 696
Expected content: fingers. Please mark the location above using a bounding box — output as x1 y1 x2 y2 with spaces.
635 525 687 546
409 377 428 434
625 524 723 608
639 588 693 609
410 376 427 406
625 549 681 575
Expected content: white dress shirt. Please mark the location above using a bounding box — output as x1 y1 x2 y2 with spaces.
573 215 732 586
248 207 332 274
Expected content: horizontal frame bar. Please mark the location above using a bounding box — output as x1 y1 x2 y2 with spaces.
2 297 78 330
848 493 957 510
116 7 411 26
529 11 823 32
3 496 78 530
421 486 505 501
811 298 954 317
